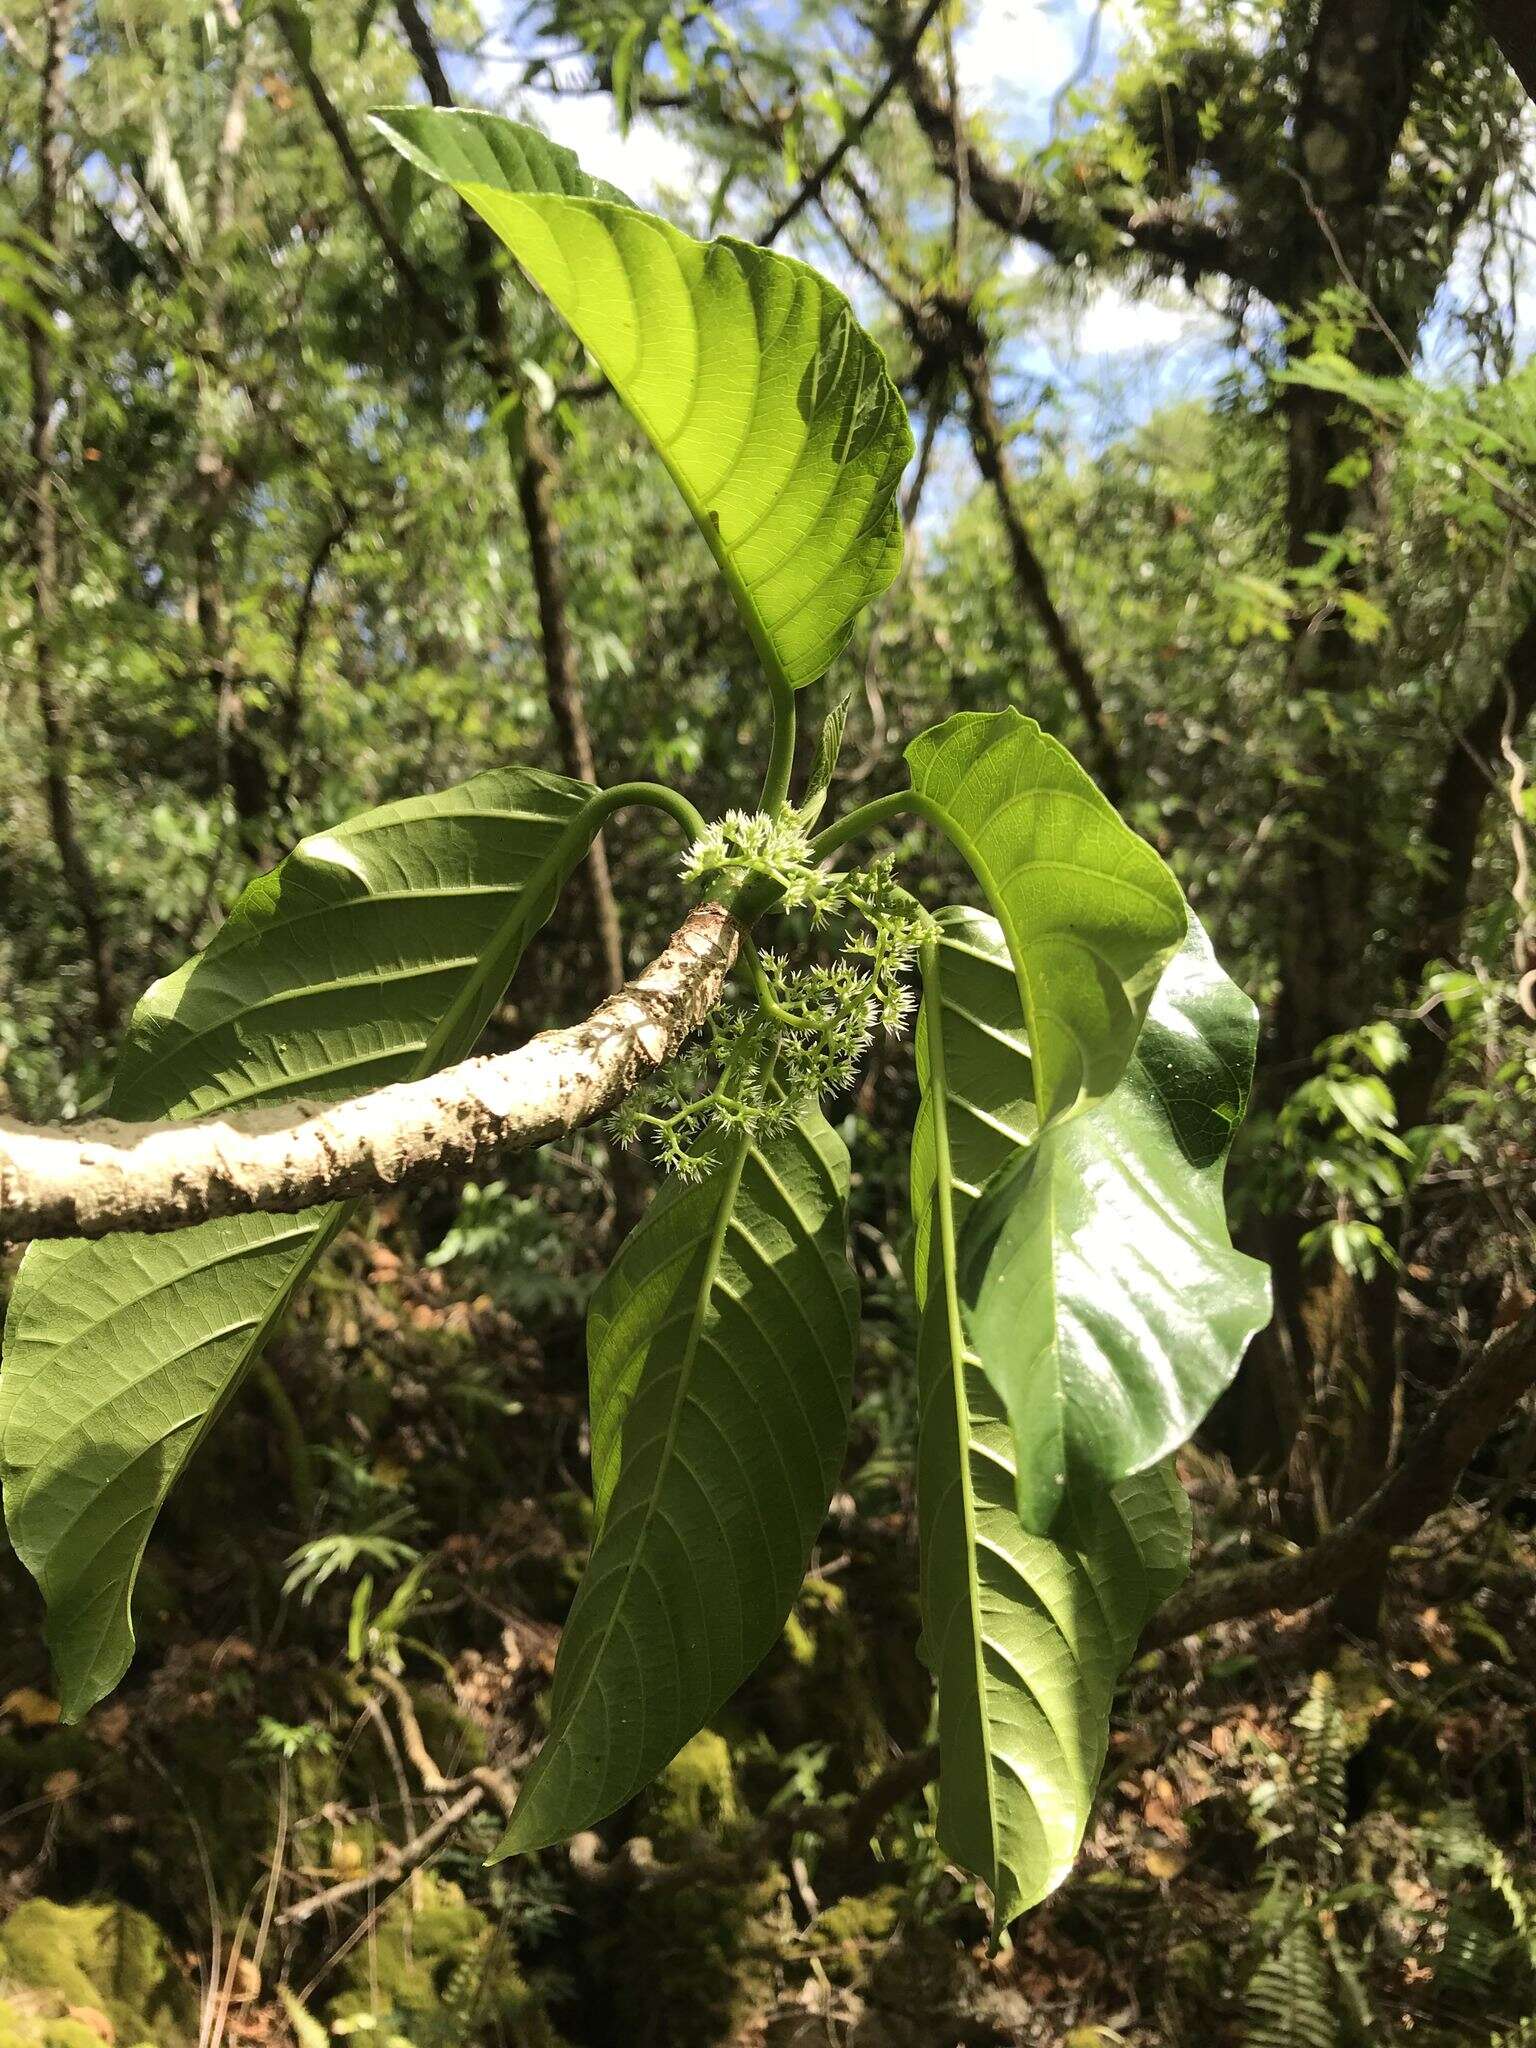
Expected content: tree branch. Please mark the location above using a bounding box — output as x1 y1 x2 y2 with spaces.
896 33 1261 292
0 904 737 1242
1394 606 1536 1126
514 407 627 994
758 0 946 247
392 0 630 991
394 0 506 372
1145 1306 1536 1645
566 1742 939 1891
947 312 1123 804
1477 0 1536 101
280 1782 486 1926
272 3 451 336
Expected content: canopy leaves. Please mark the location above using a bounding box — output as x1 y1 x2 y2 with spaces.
372 106 913 693
0 769 599 1718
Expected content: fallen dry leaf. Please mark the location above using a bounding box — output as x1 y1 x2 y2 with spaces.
91 1701 131 1747
1 1687 61 1728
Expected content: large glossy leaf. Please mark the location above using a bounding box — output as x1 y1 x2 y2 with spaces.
497 1104 857 1857
905 712 1187 1129
372 106 912 692
917 1360 1189 1930
956 910 1271 1531
0 768 599 1718
909 905 1265 1923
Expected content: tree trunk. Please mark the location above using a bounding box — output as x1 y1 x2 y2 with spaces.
1326 606 1536 1622
395 0 628 998
514 410 627 994
194 30 269 863
26 0 118 1040
1263 0 1470 1547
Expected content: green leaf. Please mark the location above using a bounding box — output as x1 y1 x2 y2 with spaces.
610 17 646 132
795 688 852 828
0 271 50 331
954 908 1271 1531
0 768 599 1719
912 910 1199 1926
905 711 1187 1128
497 1103 858 1857
371 106 913 692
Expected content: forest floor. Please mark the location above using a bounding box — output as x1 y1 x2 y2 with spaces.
2 1212 1534 2048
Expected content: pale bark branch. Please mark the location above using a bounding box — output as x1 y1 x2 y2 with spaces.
0 905 737 1243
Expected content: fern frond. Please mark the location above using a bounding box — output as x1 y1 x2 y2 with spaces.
1243 1918 1339 2048
1433 1902 1505 2008
1295 1672 1348 1866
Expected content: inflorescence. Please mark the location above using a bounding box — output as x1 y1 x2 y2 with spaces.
610 809 936 1178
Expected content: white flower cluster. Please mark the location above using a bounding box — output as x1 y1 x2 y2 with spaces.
612 817 937 1178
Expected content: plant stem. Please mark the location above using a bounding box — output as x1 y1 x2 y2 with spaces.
588 781 709 844
252 1356 316 1524
808 789 915 862
758 670 798 815
738 933 814 1032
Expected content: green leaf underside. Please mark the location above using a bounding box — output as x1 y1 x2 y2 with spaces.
955 909 1272 1531
909 906 1269 1924
796 688 853 828
0 768 597 1718
497 1104 857 1858
372 106 913 692
905 712 1187 1130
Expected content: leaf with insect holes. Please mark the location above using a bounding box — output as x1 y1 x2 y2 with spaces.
372 106 913 692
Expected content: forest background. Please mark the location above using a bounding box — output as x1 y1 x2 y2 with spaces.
3 0 1536 2042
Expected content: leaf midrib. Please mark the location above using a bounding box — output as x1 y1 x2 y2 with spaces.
921 940 1001 1896
536 1130 754 1780
467 185 797 698
914 792 1056 1124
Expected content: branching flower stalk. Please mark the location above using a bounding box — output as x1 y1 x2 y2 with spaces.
611 810 937 1176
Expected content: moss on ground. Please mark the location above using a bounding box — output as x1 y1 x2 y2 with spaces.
636 1730 740 1853
587 1734 782 2047
0 1899 196 2046
325 1872 566 2046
